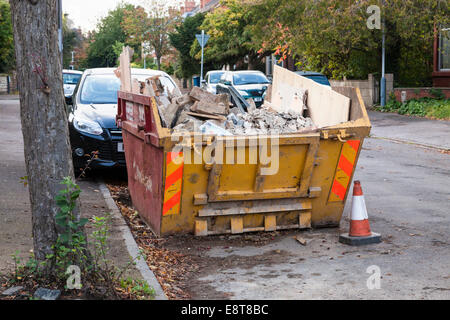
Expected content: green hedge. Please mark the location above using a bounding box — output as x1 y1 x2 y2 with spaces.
376 96 450 120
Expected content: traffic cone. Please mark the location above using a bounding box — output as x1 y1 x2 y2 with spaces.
339 180 381 246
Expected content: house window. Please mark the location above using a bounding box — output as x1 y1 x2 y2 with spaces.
439 28 450 71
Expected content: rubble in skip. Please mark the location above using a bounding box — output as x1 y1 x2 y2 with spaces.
225 104 315 135
115 47 316 136
169 86 316 136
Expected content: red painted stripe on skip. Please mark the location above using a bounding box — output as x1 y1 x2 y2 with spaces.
165 166 183 191
331 180 347 200
338 154 354 177
163 191 181 215
347 140 360 152
166 152 182 166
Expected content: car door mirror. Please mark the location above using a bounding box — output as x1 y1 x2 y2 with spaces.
65 95 73 106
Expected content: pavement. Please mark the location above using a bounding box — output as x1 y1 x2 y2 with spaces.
0 95 166 299
1 95 449 299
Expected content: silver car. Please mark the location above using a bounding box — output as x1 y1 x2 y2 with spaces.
202 70 225 94
63 69 83 98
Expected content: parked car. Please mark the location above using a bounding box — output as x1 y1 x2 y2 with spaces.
67 67 179 171
295 71 331 87
63 69 83 102
202 70 225 94
217 70 271 107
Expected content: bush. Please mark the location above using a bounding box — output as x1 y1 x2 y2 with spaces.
377 97 450 120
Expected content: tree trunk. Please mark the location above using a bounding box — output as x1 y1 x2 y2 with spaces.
9 0 78 271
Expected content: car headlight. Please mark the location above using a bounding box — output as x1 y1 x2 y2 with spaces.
73 114 103 136
237 90 250 98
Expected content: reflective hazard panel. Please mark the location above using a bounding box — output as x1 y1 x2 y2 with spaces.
162 152 184 216
328 140 360 202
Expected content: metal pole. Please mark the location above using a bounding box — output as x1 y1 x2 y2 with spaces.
143 44 146 69
200 30 205 84
380 4 386 106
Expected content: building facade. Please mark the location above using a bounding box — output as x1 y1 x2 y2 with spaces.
433 26 450 87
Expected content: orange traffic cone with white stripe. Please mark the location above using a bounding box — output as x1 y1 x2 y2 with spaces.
339 180 381 246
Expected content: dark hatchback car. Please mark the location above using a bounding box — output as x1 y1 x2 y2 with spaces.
295 71 331 87
67 68 179 171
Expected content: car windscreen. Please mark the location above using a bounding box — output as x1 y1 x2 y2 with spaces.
63 73 82 85
80 75 121 104
79 74 176 104
233 73 270 85
306 75 330 86
209 72 224 84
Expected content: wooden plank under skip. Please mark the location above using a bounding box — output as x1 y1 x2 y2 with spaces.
231 216 244 234
195 219 208 236
264 215 277 232
299 210 312 228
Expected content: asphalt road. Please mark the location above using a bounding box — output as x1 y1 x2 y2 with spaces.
189 111 450 299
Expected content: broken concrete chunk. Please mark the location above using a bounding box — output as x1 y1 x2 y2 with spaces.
215 93 230 110
157 95 171 108
175 94 193 107
162 103 184 128
34 288 61 300
2 286 24 296
191 99 227 116
172 115 203 132
156 104 168 127
189 86 218 103
199 121 232 136
246 98 257 112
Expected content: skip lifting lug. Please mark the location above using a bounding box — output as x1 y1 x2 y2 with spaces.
321 129 353 142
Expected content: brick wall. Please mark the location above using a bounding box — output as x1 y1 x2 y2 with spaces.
393 88 450 102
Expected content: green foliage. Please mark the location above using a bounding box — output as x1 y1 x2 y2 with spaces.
121 2 179 70
246 0 449 85
191 0 259 68
169 13 205 79
429 88 445 100
87 4 136 68
0 0 15 73
62 15 80 69
87 211 152 299
9 176 154 299
120 277 155 300
49 177 89 282
377 97 450 119
10 251 41 283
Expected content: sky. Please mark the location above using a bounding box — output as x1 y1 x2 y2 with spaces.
62 0 185 33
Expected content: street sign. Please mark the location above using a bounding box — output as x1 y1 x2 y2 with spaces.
196 34 210 48
196 30 210 84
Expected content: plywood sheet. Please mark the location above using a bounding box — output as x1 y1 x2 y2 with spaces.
271 65 350 128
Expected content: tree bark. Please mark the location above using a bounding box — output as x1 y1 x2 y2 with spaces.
9 0 78 270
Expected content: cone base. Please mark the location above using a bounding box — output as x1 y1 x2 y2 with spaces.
339 232 381 246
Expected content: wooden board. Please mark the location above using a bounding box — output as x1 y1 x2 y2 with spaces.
271 65 350 128
114 46 133 92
